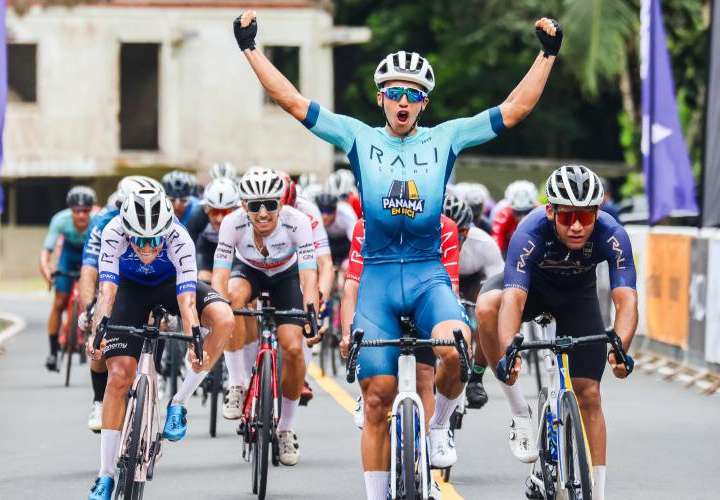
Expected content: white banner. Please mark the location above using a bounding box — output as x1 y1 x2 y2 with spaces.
626 225 649 337
704 238 720 363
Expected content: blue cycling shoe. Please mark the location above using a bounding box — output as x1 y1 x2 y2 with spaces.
163 404 188 441
88 476 114 500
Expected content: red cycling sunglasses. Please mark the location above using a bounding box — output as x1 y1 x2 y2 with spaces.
554 208 597 226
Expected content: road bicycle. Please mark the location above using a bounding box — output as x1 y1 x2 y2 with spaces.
346 322 471 500
497 316 633 500
318 291 342 377
92 306 203 500
52 270 85 386
235 293 318 500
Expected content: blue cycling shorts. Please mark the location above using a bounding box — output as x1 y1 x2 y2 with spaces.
54 242 83 294
352 260 468 381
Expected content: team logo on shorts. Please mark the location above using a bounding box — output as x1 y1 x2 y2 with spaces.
382 180 425 219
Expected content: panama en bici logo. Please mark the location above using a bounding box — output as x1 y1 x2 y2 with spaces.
382 180 425 219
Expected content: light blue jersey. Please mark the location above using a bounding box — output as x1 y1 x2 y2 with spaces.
82 207 119 268
301 101 504 264
43 208 91 251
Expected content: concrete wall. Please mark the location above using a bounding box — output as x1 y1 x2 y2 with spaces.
5 5 336 177
0 226 47 280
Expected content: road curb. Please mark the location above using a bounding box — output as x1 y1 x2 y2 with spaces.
0 312 27 348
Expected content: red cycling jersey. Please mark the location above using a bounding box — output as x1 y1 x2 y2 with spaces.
345 191 363 218
346 215 460 286
491 205 520 256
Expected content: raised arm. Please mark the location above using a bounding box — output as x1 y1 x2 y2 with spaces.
234 11 310 121
499 18 561 128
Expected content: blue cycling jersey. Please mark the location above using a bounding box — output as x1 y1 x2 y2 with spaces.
503 208 636 291
178 197 200 227
43 208 92 251
82 207 119 268
302 101 504 264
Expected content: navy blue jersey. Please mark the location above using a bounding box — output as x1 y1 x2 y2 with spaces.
503 207 636 291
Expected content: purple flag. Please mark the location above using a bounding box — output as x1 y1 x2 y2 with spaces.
641 0 699 223
0 0 6 215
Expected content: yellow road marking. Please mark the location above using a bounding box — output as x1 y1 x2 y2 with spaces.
308 363 464 500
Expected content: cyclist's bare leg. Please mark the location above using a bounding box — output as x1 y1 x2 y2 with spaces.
573 377 606 499
360 375 396 469
277 324 305 399
48 291 69 347
416 364 435 428
197 270 212 283
431 319 471 398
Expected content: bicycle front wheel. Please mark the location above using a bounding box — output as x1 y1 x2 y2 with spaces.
115 375 148 500
398 399 418 500
559 392 592 500
252 350 273 500
64 304 79 387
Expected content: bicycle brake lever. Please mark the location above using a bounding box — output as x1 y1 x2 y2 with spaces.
304 304 319 339
192 326 204 365
346 329 364 383
607 329 633 375
93 316 109 351
452 329 471 383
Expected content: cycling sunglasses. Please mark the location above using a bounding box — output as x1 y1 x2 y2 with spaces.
130 236 165 249
170 197 190 204
208 207 234 218
71 207 92 214
554 208 597 226
381 86 428 103
246 199 280 213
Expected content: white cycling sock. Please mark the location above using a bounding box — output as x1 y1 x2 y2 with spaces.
99 429 121 477
224 349 246 387
172 369 209 405
429 392 462 430
242 343 259 381
363 471 390 500
593 465 606 500
277 396 299 432
500 381 530 417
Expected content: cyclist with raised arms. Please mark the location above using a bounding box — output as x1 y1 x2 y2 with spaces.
84 186 234 500
196 177 241 283
233 11 561 498
491 179 539 257
475 165 637 500
79 176 163 432
40 186 97 371
442 194 504 409
212 167 320 467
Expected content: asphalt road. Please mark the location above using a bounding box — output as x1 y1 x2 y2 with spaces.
1 292 718 499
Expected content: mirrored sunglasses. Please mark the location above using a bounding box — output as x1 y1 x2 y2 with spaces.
381 86 428 103
247 199 280 213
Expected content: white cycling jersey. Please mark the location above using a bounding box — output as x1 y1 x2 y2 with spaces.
295 196 330 257
98 215 198 293
459 226 504 278
214 206 317 276
325 201 357 241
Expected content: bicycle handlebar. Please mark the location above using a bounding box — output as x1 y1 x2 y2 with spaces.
345 328 471 384
233 304 319 339
495 329 633 383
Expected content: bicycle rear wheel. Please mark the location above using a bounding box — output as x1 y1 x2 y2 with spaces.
209 356 223 438
251 351 273 500
398 399 418 500
115 375 148 500
559 392 592 500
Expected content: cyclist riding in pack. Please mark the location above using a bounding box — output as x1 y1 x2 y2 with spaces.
314 191 358 268
212 167 320 467
209 161 238 181
196 177 242 283
79 176 164 432
442 194 504 409
326 169 363 218
162 170 202 228
453 182 493 233
40 185 97 372
491 180 539 257
233 11 561 498
85 186 234 500
475 165 637 500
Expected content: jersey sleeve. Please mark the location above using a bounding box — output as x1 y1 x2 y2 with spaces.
492 207 515 255
97 217 128 284
503 227 542 292
345 219 365 283
82 225 103 268
214 212 241 269
440 218 460 286
292 213 317 271
436 106 504 155
43 211 65 251
300 101 367 154
601 225 637 289
165 223 198 295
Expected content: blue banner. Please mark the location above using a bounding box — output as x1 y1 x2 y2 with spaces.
641 0 699 224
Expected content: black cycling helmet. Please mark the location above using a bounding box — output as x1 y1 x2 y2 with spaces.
66 186 96 208
443 193 472 229
314 192 338 212
162 170 195 199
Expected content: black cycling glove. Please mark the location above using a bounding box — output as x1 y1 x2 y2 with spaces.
535 19 562 57
233 14 258 51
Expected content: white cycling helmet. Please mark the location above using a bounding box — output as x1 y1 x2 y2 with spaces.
238 167 285 201
374 51 436 92
203 177 240 209
546 165 604 207
299 183 323 203
116 176 164 209
505 180 538 212
209 162 237 180
297 172 318 189
121 187 174 238
456 182 490 207
443 194 473 229
325 169 356 197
